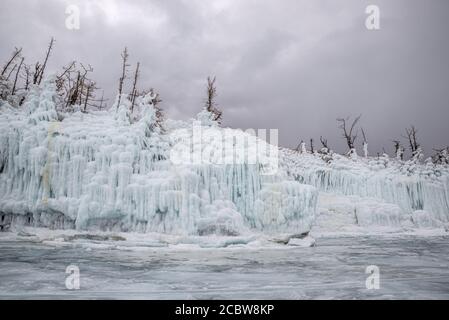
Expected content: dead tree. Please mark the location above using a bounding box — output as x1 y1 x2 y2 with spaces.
320 136 329 150
393 140 404 160
55 61 100 112
130 62 140 112
117 47 130 108
310 138 315 153
337 115 361 152
37 37 55 85
403 126 420 154
205 76 222 123
83 82 95 112
56 61 76 91
1 47 22 76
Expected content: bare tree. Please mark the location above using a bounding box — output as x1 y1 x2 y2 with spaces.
82 82 96 112
56 61 101 112
204 76 222 123
117 47 129 108
320 136 329 150
37 37 55 85
310 138 315 153
337 115 361 152
403 126 420 153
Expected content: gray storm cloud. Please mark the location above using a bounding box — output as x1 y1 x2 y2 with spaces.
1 0 448 156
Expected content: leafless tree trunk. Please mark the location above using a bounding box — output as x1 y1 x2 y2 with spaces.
33 62 41 84
205 76 222 123
12 57 24 95
130 62 140 112
310 138 314 153
117 47 129 108
23 65 30 91
99 90 105 110
83 83 95 112
393 140 404 160
37 37 55 85
337 115 361 152
403 126 420 153
19 64 31 105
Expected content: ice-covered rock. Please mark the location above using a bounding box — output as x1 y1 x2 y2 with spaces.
282 149 449 229
287 236 316 247
0 78 318 236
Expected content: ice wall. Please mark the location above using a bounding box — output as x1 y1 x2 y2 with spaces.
282 149 449 228
0 79 317 235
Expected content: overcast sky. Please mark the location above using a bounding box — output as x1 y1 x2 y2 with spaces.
1 0 448 156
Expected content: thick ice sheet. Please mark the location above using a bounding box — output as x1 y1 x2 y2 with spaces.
1 232 448 299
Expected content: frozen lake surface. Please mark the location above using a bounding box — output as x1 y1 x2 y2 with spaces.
1 234 449 299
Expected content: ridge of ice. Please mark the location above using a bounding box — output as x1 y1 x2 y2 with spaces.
0 78 317 235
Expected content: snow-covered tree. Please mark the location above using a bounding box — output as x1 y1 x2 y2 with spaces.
393 140 404 161
361 128 368 158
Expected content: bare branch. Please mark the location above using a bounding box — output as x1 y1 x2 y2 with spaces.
319 136 329 149
1 47 22 76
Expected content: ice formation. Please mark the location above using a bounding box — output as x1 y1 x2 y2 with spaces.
282 149 449 229
1 77 448 236
0 78 317 235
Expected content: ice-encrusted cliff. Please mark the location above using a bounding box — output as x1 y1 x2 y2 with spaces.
0 79 317 235
282 149 449 229
1 78 448 236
